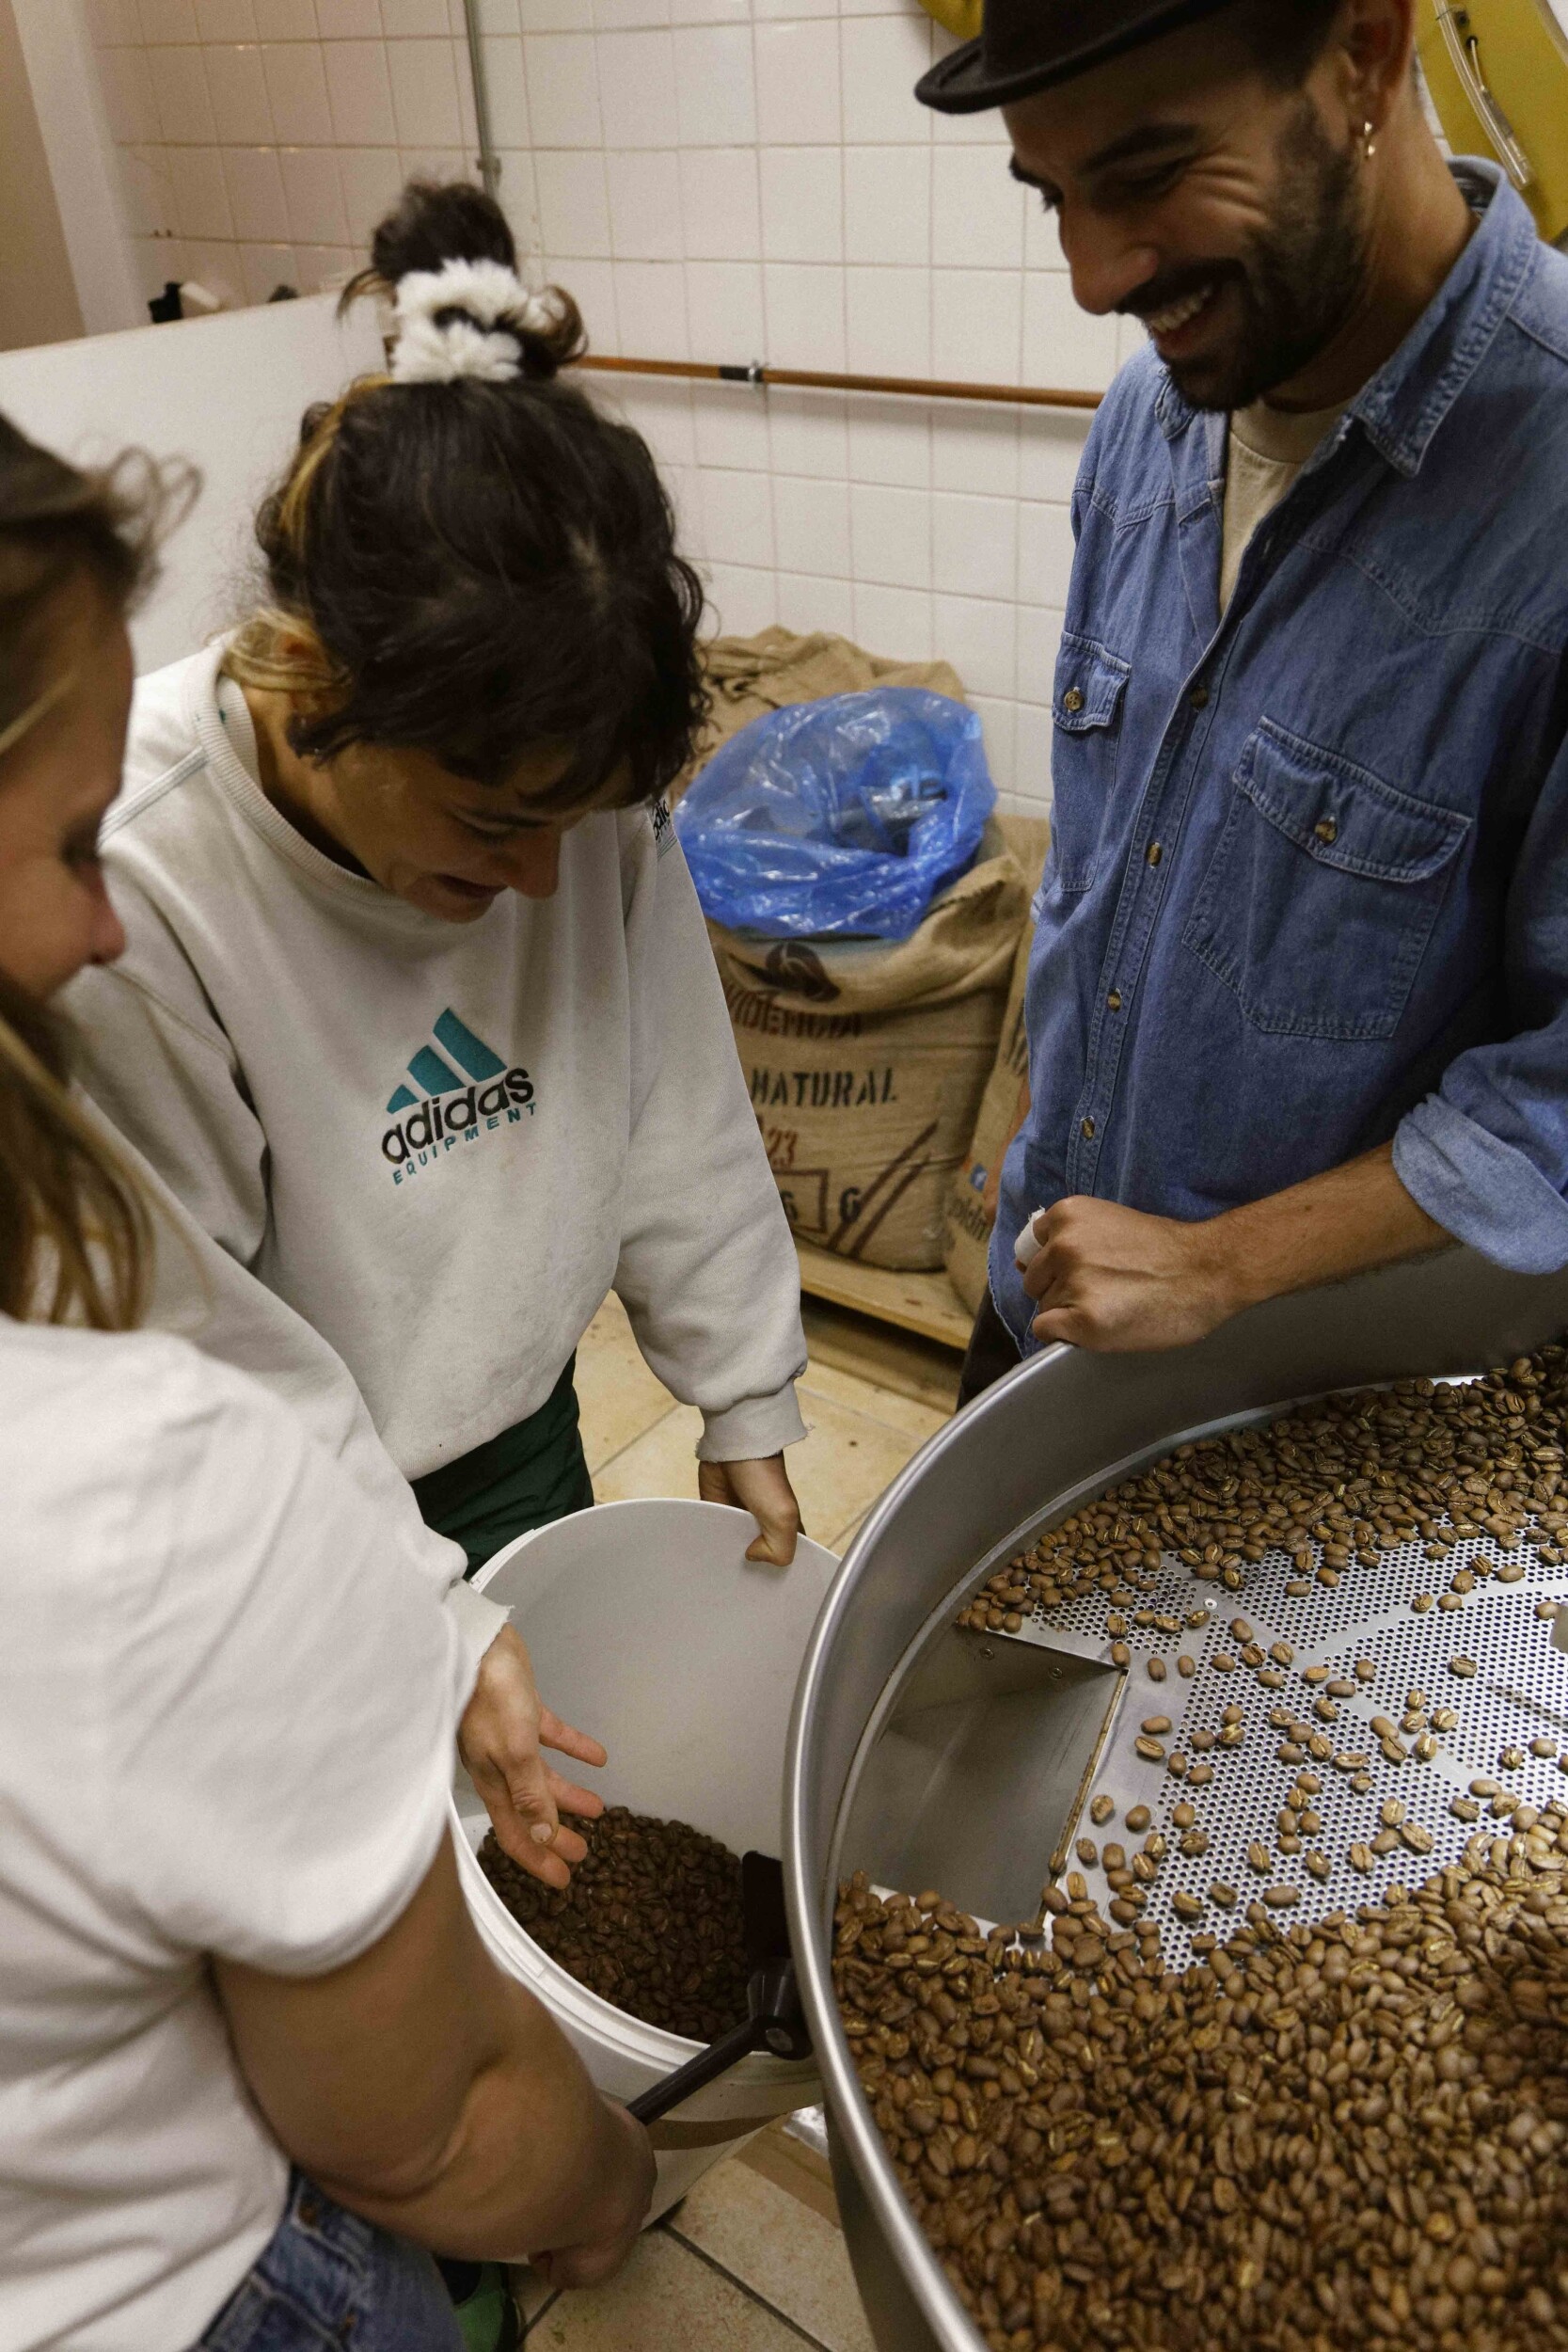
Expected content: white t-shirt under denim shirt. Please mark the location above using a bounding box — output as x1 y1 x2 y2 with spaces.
1220 395 1350 610
0 1319 469 2352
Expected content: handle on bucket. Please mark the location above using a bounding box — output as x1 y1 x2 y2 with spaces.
627 1957 812 2127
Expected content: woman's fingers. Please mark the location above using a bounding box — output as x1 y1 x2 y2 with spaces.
544 1821 589 1868
545 1767 606 1821
538 1706 609 1770
700 1453 803 1564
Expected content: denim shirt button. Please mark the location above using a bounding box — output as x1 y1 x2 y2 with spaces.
1063 688 1085 713
1146 842 1164 866
1314 817 1338 844
1189 684 1210 709
1081 1117 1096 1139
1107 990 1122 1010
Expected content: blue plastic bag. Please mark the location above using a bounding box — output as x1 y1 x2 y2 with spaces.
674 688 994 942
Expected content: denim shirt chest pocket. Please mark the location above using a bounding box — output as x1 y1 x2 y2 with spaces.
1182 718 1471 1041
1045 632 1132 896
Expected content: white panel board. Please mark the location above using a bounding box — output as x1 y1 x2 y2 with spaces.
0 294 384 672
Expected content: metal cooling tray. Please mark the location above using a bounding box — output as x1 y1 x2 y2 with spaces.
957 1380 1568 1967
784 1248 1568 2352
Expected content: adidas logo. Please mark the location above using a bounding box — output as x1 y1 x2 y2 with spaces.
381 1008 534 1180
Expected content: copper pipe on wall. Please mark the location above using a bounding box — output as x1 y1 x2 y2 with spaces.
575 353 1104 412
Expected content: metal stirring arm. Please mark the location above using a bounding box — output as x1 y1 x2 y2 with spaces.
627 1960 812 2126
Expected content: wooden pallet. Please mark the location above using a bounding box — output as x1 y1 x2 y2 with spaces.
795 1237 974 1353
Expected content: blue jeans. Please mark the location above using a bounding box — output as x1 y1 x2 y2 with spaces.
195 2171 463 2352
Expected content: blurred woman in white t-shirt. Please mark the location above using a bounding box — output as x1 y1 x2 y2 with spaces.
0 419 653 2350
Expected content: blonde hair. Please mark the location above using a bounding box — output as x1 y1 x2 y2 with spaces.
0 980 150 1329
0 412 190 1329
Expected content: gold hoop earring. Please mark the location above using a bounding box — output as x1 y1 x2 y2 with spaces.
1362 118 1377 162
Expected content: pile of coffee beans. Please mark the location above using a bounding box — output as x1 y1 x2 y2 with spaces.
479 1805 750 2042
959 1345 1568 1635
836 1811 1568 2351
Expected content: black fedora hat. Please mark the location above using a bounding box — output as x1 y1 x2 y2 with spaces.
916 0 1239 114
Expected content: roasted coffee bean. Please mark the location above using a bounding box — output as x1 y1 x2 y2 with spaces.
1140 1714 1172 1735
1125 1805 1151 1834
480 1807 748 2042
835 1793 1568 2352
961 1347 1567 1669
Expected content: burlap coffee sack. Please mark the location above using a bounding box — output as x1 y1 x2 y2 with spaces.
712 847 1027 1271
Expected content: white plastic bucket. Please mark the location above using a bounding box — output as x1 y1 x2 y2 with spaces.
450 1497 837 2219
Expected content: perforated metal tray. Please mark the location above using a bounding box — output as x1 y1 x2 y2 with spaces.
971 1378 1568 1964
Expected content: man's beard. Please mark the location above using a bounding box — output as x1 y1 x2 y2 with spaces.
1121 100 1367 411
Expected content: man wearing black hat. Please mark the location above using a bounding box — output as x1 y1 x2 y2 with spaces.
927 0 1568 1394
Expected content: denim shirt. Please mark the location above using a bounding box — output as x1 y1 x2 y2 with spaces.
992 163 1568 1354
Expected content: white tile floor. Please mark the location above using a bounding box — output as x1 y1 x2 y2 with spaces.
520 1285 959 2347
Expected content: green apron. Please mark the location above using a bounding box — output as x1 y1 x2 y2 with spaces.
411 1355 594 1579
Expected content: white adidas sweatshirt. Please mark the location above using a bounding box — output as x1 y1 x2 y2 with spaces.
68 643 807 1485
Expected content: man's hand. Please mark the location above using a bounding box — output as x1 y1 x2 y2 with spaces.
1022 1195 1241 1351
698 1453 802 1563
458 1624 608 1890
1022 1146 1452 1356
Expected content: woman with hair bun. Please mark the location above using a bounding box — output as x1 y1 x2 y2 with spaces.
68 180 809 1829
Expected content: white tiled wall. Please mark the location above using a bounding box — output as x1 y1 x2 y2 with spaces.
84 0 481 310
487 0 1139 814
84 0 1141 813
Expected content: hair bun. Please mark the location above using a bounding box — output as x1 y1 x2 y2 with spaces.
342 178 585 383
372 178 517 286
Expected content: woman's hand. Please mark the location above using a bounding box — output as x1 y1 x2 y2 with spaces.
458 1624 608 1889
698 1453 802 1564
531 2099 656 2292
